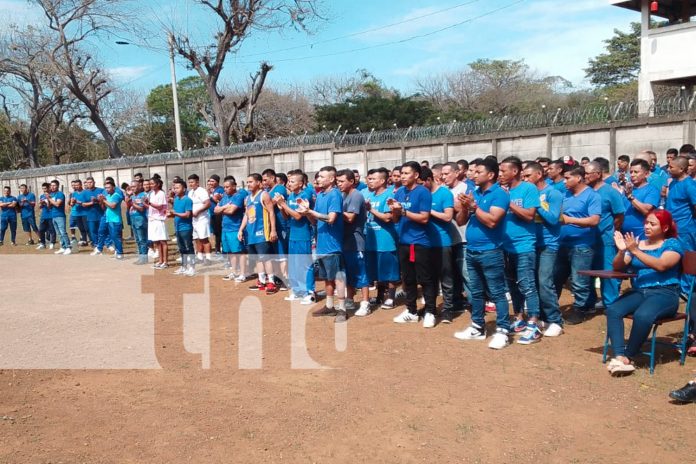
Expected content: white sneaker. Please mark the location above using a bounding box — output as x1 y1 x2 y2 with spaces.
543 323 564 337
48 243 54 249
173 267 186 275
393 309 419 323
354 302 371 317
301 293 317 305
90 248 102 256
36 244 45 250
454 324 486 340
423 312 436 328
234 274 247 283
54 248 66 254
184 267 196 277
63 248 72 255
115 254 123 260
108 246 115 252
284 293 302 302
488 329 510 350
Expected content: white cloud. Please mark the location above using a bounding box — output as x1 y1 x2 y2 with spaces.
0 0 43 27
108 66 152 83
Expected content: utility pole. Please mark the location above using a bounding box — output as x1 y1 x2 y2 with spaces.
168 33 183 152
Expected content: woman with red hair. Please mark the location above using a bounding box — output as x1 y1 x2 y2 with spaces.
605 210 683 375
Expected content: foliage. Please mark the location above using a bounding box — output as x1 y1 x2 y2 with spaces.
585 22 641 88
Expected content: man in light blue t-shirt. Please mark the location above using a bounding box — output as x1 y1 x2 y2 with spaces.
499 156 542 345
47 180 71 254
555 166 601 325
17 184 38 245
99 179 124 259
0 186 18 246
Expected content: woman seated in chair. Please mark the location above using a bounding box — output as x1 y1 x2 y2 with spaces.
606 210 684 375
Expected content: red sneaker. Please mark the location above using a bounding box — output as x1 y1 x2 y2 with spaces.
249 280 265 291
265 282 278 295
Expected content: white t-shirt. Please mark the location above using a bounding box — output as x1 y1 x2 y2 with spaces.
147 190 168 221
187 187 209 220
448 181 469 244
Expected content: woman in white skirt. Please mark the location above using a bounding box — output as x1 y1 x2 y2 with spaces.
146 177 169 269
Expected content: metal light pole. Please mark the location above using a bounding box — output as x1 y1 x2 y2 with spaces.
168 34 183 152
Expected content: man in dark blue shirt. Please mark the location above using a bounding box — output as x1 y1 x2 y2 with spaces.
389 161 436 327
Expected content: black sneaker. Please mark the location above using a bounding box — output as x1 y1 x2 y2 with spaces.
440 311 453 324
334 311 348 323
312 306 337 317
565 309 590 326
669 381 696 403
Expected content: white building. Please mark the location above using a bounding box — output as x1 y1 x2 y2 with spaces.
611 0 696 112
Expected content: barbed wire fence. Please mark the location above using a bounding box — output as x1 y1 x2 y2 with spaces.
1 94 695 181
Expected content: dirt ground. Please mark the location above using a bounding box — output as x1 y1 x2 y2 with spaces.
1 231 695 464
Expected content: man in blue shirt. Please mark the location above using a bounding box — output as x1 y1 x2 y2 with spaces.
37 182 56 249
275 170 315 303
81 177 104 249
337 169 370 316
454 157 511 349
424 167 458 326
662 148 678 172
207 175 225 255
170 178 195 276
99 179 124 259
17 184 38 245
364 168 399 309
215 176 247 281
522 162 565 337
299 166 346 322
263 168 289 287
0 186 18 246
555 166 601 324
47 180 71 254
389 161 436 328
666 156 696 296
68 179 88 246
546 159 567 193
126 179 149 265
621 159 659 239
585 161 625 310
499 156 543 344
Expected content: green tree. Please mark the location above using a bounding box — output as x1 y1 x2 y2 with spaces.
585 22 641 88
315 94 435 132
146 76 212 151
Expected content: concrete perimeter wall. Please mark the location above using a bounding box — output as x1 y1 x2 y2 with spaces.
3 114 695 195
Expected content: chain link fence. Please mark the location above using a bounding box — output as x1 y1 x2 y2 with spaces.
2 95 695 180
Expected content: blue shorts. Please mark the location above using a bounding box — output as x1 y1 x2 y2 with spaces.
222 230 244 253
21 215 37 232
248 241 273 261
316 253 345 281
366 250 401 283
69 215 79 228
274 228 289 257
343 251 370 288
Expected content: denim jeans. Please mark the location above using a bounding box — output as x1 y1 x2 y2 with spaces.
86 220 100 246
504 250 540 318
454 242 471 301
176 229 194 267
52 216 70 249
39 218 55 245
536 247 563 325
288 240 314 296
588 242 620 307
467 248 510 331
555 245 594 311
107 222 123 255
130 215 148 256
0 216 17 243
96 215 113 251
606 286 679 358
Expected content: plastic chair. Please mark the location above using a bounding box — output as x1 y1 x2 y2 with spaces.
602 250 695 374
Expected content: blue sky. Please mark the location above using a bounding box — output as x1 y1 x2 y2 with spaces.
1 0 638 95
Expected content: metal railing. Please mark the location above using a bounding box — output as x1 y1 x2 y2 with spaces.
1 94 694 180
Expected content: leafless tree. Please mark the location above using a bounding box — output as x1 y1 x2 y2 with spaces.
0 27 66 168
309 69 394 106
169 0 322 146
33 0 136 159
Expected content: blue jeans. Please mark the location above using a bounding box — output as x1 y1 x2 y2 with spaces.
0 216 17 243
536 247 563 325
176 229 194 266
555 245 594 311
130 215 148 256
39 218 55 245
86 219 100 246
467 248 510 331
96 215 112 251
588 242 620 307
606 286 679 358
504 250 540 318
107 222 123 255
52 216 70 249
288 240 315 296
